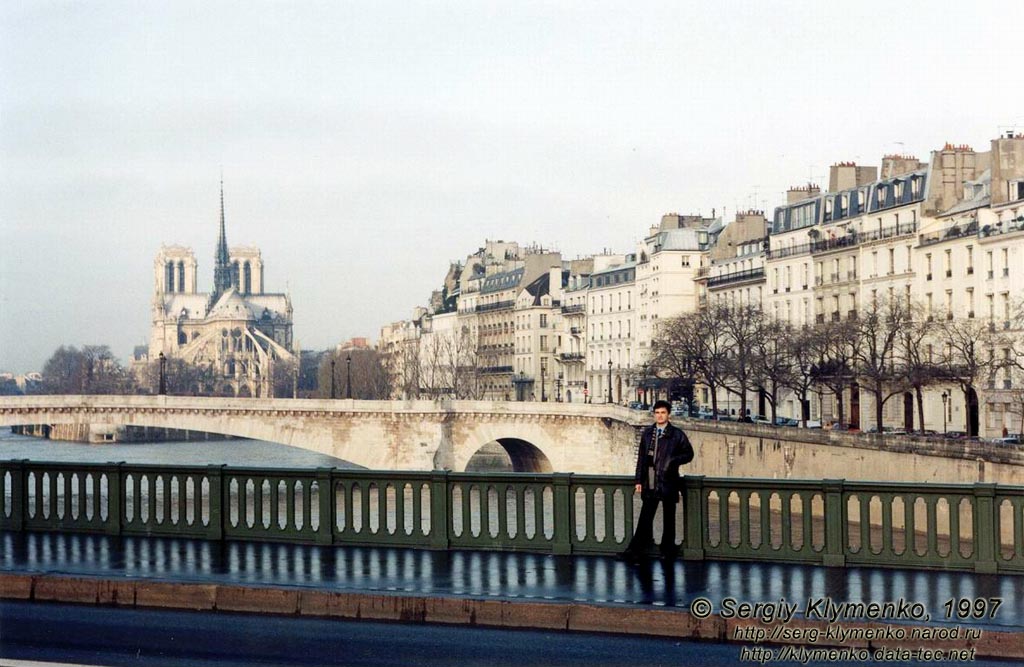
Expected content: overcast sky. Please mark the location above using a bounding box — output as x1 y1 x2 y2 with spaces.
2 1 1023 373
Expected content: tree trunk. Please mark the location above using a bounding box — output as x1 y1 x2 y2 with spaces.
874 383 884 433
834 386 846 425
915 385 925 435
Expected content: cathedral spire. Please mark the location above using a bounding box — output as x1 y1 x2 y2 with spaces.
212 178 235 301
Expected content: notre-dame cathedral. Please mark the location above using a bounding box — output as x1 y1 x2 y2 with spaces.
147 183 295 397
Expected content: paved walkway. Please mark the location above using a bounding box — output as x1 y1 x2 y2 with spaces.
3 531 1021 632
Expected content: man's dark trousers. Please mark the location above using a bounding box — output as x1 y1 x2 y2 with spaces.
627 491 678 558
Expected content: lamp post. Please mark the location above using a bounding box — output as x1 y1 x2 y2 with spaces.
607 359 613 404
158 352 167 396
941 391 948 434
556 373 563 402
640 362 648 408
540 357 547 402
345 353 352 399
330 358 336 399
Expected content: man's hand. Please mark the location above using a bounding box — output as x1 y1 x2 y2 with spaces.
635 483 642 493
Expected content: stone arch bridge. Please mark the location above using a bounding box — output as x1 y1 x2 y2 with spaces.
0 396 646 474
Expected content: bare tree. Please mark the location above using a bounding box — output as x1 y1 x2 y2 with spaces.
719 304 765 419
752 317 793 424
316 349 391 399
853 296 911 433
42 345 133 394
651 308 731 417
812 319 859 426
897 301 943 432
140 357 215 395
782 324 822 427
936 314 1004 437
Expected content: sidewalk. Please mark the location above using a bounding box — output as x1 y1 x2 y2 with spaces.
2 530 1022 659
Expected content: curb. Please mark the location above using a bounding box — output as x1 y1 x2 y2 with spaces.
2 572 1020 660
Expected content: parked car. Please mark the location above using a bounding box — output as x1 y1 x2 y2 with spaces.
799 420 822 429
752 415 773 425
997 434 1023 445
627 401 645 410
774 417 799 427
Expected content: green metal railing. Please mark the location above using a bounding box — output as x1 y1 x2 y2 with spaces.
2 460 1022 573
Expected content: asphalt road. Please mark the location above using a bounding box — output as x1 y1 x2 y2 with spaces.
0 601 1017 667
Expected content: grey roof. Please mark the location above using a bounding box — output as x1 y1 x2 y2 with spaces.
481 268 525 295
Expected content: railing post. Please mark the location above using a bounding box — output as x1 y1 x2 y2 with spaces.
316 467 334 544
105 462 123 536
972 483 998 574
207 464 225 541
552 473 573 555
682 475 705 561
429 471 450 550
822 479 845 567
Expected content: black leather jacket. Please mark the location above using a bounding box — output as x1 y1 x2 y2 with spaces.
633 421 694 502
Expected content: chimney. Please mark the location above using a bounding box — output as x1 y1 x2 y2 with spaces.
880 155 922 178
828 162 878 192
786 184 821 204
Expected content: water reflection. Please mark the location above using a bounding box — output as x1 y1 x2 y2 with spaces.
3 530 1020 631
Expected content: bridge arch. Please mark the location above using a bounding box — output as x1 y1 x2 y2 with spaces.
464 438 553 473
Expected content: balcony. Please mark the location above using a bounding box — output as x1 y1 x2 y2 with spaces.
696 266 711 278
476 300 515 313
945 269 952 278
919 221 979 247
569 326 582 335
967 266 974 275
816 314 825 324
561 304 585 314
847 310 858 320
706 267 765 288
831 311 841 322
766 242 812 260
814 276 824 286
480 365 514 375
829 272 840 283
559 353 585 363
847 270 857 281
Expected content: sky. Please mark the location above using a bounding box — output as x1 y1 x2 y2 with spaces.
2 1 1023 373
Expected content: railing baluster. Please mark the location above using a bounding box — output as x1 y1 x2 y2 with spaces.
949 495 962 559
880 494 893 555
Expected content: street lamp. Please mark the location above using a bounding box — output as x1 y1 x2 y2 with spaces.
941 391 948 434
640 362 649 408
540 357 547 402
345 353 352 399
330 358 336 399
158 352 167 396
607 359 613 404
556 372 563 402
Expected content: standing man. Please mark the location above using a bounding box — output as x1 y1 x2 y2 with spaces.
620 400 694 562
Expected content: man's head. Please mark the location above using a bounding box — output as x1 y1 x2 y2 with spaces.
653 400 671 426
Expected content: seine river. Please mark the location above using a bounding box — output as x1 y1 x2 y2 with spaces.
0 429 360 468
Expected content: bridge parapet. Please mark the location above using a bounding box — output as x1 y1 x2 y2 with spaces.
2 459 1021 574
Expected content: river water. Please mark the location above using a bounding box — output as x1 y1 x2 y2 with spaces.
0 430 359 468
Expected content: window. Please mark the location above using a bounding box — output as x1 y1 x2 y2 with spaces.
1002 248 1009 276
888 248 895 274
540 336 548 352
681 255 690 267
539 314 547 328
926 253 933 279
966 246 974 275
944 249 952 277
